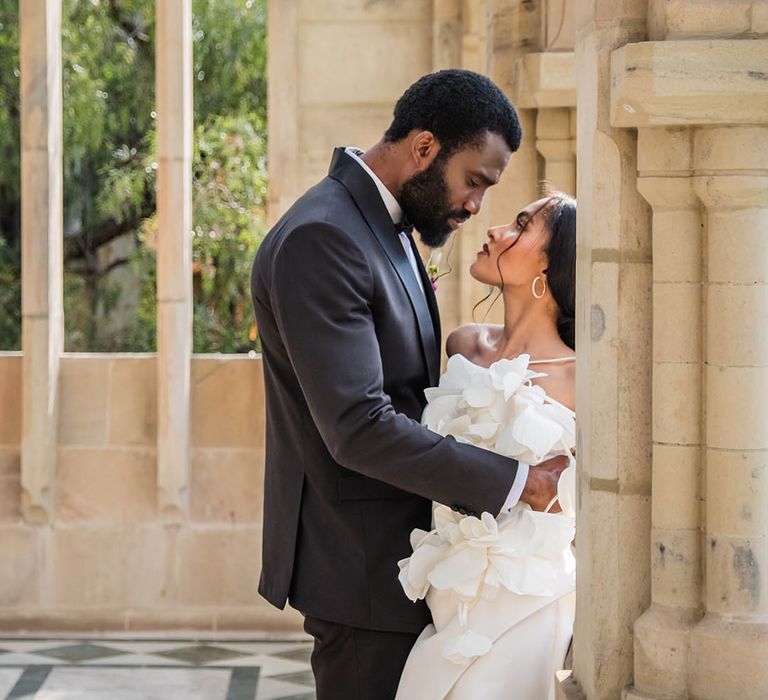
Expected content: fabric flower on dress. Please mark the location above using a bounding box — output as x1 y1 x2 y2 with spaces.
399 505 573 604
398 528 451 602
441 629 493 664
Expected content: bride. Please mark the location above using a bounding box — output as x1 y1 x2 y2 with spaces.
396 191 577 700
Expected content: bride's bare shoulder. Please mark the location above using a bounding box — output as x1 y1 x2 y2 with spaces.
446 323 501 361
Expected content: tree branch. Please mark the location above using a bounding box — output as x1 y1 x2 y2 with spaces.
107 0 151 49
64 217 141 265
100 257 132 276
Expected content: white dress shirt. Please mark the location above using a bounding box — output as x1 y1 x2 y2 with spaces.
344 148 529 511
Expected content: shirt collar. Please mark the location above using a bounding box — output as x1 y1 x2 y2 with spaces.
345 147 403 226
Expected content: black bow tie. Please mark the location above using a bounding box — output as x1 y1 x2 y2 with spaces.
396 218 415 237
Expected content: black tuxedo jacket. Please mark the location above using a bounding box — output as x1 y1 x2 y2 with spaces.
250 148 519 633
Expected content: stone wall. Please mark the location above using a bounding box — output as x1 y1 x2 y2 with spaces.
0 352 301 632
267 0 435 221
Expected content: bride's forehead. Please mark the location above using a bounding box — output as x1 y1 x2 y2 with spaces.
520 197 553 219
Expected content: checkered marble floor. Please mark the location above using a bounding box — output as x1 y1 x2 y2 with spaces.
0 638 315 699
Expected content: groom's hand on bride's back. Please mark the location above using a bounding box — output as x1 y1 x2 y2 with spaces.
520 455 570 512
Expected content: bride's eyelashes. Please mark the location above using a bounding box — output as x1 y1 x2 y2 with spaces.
515 213 532 232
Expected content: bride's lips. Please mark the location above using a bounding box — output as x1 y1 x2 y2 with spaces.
478 243 490 256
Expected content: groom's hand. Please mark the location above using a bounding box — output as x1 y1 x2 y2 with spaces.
519 455 570 512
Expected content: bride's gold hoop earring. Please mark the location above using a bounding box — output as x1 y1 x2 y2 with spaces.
532 276 547 299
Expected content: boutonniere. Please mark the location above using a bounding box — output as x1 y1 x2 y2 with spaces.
427 251 442 292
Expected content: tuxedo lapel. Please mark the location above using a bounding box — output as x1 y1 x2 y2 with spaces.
329 148 440 387
407 235 442 364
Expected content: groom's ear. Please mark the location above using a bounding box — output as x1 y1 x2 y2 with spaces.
409 130 440 170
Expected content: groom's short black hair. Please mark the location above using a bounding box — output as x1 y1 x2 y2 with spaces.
383 69 521 157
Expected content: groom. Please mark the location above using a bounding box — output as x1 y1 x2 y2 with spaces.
250 70 568 699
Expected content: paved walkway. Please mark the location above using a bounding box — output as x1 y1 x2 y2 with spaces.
0 638 315 700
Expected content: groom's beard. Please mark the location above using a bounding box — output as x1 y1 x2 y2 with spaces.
399 156 469 248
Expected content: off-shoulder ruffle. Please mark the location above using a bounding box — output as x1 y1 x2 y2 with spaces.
422 354 575 466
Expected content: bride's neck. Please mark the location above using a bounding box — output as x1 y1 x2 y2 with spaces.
495 287 564 360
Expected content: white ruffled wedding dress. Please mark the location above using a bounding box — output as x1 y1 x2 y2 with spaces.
396 353 576 700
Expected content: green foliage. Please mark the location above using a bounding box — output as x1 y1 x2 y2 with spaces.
0 3 21 351
124 113 268 354
192 0 267 119
61 0 156 238
191 114 267 352
0 236 20 349
0 4 20 207
0 0 267 353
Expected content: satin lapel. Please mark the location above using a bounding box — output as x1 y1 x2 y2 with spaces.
407 236 442 383
329 148 440 387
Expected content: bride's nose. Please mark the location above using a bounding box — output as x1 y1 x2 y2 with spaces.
487 223 515 241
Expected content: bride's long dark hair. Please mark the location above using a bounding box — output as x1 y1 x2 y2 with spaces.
473 187 577 349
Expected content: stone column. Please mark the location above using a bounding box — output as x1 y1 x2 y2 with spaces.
540 0 575 51
569 2 652 699
266 0 299 226
688 125 768 700
432 0 462 71
511 50 578 218
536 107 576 196
626 128 703 700
19 0 63 525
610 34 768 700
155 0 192 519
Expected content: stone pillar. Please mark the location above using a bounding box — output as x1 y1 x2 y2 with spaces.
155 0 192 519
571 1 652 699
627 128 703 700
432 0 462 70
610 33 768 700
511 50 578 222
688 125 768 700
536 107 576 196
19 0 63 525
511 50 578 221
266 0 299 226
540 0 575 51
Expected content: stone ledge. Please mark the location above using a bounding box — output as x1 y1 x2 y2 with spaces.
611 40 768 128
623 688 659 700
514 52 576 108
0 607 304 633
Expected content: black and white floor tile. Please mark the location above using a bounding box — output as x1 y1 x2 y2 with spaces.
0 638 315 700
